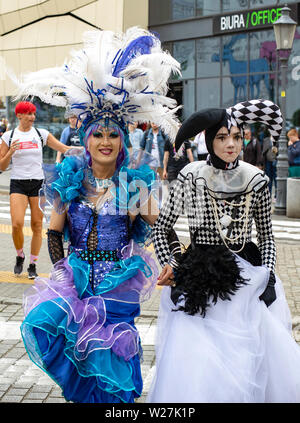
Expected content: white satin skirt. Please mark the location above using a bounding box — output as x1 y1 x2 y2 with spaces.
147 256 300 403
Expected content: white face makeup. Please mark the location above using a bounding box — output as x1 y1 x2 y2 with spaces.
87 125 122 166
212 126 243 163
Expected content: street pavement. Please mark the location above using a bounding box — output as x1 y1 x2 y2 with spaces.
0 168 300 403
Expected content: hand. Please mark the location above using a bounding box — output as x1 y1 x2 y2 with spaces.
157 264 175 286
259 285 276 307
9 140 21 155
162 169 168 180
259 270 276 307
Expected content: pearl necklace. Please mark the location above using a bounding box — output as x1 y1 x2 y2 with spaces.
210 193 252 253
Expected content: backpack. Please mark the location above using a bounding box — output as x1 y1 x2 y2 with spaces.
8 127 44 147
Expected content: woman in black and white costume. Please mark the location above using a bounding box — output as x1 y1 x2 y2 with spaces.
147 100 300 403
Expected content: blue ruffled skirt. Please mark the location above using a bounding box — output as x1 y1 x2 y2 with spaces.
21 241 158 403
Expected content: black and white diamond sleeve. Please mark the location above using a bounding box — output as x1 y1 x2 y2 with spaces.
253 185 276 272
151 179 185 269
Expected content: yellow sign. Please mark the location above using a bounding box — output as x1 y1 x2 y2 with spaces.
281 91 286 97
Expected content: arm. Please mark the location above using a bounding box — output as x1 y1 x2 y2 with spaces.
187 148 194 163
46 133 71 154
253 186 277 306
47 209 67 264
288 142 300 161
0 139 20 171
163 151 169 180
151 178 185 285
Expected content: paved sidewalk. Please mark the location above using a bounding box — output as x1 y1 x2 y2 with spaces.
1 238 300 403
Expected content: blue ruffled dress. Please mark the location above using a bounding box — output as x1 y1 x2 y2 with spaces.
20 156 159 403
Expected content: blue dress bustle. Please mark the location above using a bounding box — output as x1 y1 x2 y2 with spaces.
21 198 158 403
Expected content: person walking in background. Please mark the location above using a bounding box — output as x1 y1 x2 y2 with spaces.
262 134 278 201
0 101 71 279
163 136 194 183
140 122 168 179
56 115 82 163
242 126 263 169
128 121 144 152
287 128 300 177
194 131 208 161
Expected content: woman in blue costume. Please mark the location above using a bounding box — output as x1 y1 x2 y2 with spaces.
17 27 181 403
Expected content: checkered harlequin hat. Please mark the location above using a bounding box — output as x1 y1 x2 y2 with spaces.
226 99 283 142
175 99 282 151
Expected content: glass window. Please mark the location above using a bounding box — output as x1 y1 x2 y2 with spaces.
249 72 273 100
222 0 249 13
196 37 221 77
196 0 221 16
221 34 248 77
222 76 248 108
172 0 195 20
249 30 277 102
289 26 300 70
182 80 196 119
173 40 195 79
196 78 220 110
149 0 173 24
278 0 299 3
249 0 278 7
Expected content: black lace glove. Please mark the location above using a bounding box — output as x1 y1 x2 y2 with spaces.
259 270 276 307
47 229 64 264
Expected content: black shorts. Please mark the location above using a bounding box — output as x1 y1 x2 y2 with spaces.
10 179 43 197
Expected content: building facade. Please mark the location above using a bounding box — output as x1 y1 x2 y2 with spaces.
149 0 300 129
1 0 300 158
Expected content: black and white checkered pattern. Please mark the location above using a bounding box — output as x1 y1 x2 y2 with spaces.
152 171 276 272
226 99 283 142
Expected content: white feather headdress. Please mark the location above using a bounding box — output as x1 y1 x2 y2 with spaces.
15 27 181 140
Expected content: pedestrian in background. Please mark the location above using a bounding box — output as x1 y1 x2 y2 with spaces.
163 136 194 183
262 134 278 201
0 101 71 279
287 128 300 177
56 115 82 163
128 121 144 152
242 125 263 169
140 122 167 179
194 131 208 161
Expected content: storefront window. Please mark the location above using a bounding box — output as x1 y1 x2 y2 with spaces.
182 80 196 119
249 0 278 7
196 78 220 110
222 0 250 13
222 75 248 107
149 0 196 24
172 0 195 20
196 37 221 77
196 0 221 16
173 40 195 79
221 34 248 77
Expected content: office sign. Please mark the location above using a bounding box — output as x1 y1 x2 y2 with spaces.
213 4 298 35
